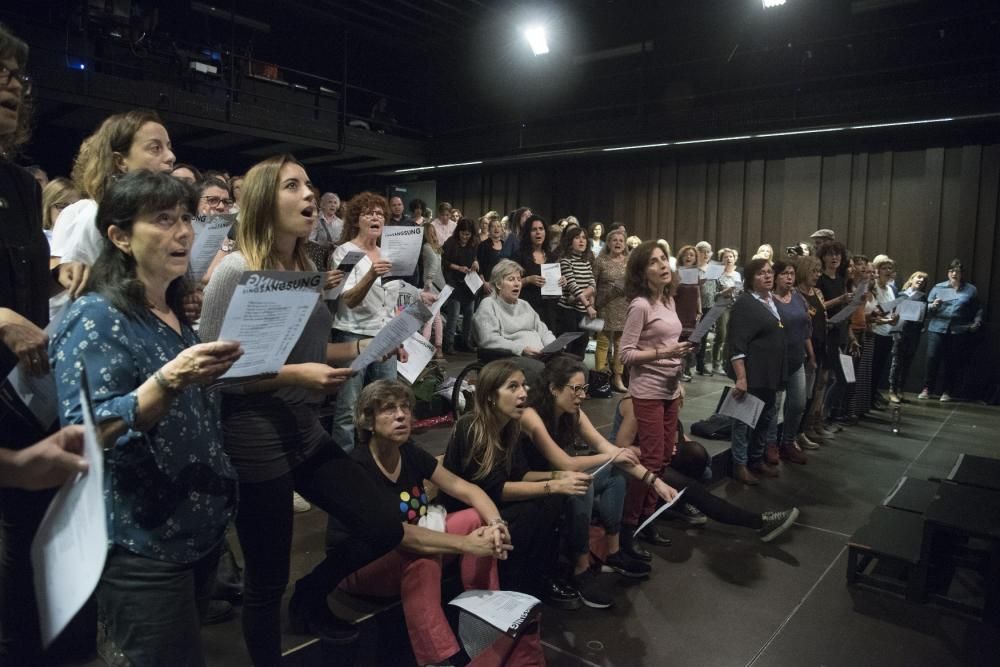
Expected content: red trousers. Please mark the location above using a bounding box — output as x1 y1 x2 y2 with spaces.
623 397 678 526
338 508 544 666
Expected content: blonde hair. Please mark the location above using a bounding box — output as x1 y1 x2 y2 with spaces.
490 259 523 291
902 271 928 291
600 228 627 255
71 110 163 203
718 247 738 262
236 154 312 271
41 177 80 230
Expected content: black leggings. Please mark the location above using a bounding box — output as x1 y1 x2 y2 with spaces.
499 495 565 594
235 443 402 666
664 440 762 529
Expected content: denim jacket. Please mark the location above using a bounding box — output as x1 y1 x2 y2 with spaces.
926 281 983 335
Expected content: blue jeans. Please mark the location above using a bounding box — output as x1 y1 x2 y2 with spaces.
765 365 807 445
96 546 220 667
443 298 475 351
730 388 776 466
563 464 626 557
922 331 966 395
330 329 398 453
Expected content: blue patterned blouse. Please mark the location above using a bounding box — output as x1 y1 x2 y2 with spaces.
51 294 237 563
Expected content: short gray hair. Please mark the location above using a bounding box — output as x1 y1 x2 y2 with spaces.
490 259 524 291
695 241 712 253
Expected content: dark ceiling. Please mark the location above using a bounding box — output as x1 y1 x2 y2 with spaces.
2 0 998 181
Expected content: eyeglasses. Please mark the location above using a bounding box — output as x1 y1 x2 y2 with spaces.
566 384 589 396
201 195 234 208
0 65 31 95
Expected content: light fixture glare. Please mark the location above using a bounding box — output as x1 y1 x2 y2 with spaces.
762 0 786 8
524 25 549 55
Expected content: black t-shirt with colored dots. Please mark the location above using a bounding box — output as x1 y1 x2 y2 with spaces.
352 440 440 524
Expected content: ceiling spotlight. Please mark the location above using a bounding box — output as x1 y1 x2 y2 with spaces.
524 25 549 55
763 0 786 7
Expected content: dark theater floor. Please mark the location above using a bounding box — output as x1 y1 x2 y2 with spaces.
73 351 1000 667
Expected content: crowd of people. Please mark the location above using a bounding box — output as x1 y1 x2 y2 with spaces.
0 22 989 667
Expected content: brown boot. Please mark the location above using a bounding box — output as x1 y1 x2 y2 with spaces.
733 464 759 486
749 461 780 478
765 442 780 465
780 443 808 465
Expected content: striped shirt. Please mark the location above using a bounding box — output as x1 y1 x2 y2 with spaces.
559 253 596 313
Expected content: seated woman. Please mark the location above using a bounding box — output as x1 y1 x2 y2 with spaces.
339 380 536 667
611 395 799 543
440 359 588 610
52 171 244 664
472 259 555 387
519 356 678 609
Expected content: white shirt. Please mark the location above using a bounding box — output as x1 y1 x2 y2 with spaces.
330 242 400 336
49 199 101 320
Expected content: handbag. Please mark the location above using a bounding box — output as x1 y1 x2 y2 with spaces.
588 369 612 399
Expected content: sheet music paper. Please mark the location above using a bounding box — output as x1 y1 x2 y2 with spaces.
324 251 366 300
896 299 926 322
449 590 541 635
464 270 484 295
540 332 585 355
397 332 436 384
632 488 687 537
839 353 856 383
381 225 423 277
31 375 108 648
586 450 621 476
679 267 700 285
703 262 725 280
580 316 604 333
216 271 323 380
428 285 454 317
934 287 959 302
189 213 235 281
718 390 765 428
828 280 869 324
5 305 67 431
351 301 433 373
540 263 563 297
688 301 729 345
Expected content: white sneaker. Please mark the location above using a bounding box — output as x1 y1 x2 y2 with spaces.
917 388 930 400
939 393 952 403
293 492 312 513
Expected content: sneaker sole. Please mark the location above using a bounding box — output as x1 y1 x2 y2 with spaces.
579 596 614 609
760 507 800 543
600 564 652 579
544 596 583 611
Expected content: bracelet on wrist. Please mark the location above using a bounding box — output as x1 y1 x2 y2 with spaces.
154 369 180 394
488 518 508 527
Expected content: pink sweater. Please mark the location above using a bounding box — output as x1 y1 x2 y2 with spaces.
620 296 684 400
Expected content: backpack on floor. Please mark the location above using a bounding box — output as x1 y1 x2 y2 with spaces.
690 386 734 439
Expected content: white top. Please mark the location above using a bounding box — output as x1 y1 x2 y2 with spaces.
472 296 555 355
331 242 400 336
421 244 445 291
873 282 896 336
49 199 101 319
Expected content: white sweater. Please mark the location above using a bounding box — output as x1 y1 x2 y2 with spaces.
472 297 555 355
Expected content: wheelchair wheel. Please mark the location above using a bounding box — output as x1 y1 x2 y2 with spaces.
451 360 485 418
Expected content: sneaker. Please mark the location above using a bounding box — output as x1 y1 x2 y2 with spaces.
917 388 930 400
569 570 614 609
939 393 952 402
660 502 708 526
603 550 652 578
681 373 693 383
293 492 312 513
888 392 902 404
796 433 820 450
759 508 800 543
541 578 582 610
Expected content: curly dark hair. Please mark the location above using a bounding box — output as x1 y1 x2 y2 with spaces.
89 170 198 324
340 191 389 244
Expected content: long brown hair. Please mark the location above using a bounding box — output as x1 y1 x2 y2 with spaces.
459 359 524 481
71 110 164 203
236 154 312 271
625 240 677 303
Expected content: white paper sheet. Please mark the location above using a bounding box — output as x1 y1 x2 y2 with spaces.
351 301 433 373
464 270 484 295
934 287 959 302
397 332 436 384
31 378 107 648
679 267 700 285
4 306 67 430
381 225 423 277
324 250 367 300
586 450 621 476
449 590 541 635
688 301 729 345
540 332 584 355
828 280 869 324
189 213 235 282
839 353 856 383
428 285 453 317
540 263 563 297
703 262 725 280
896 299 926 322
216 271 323 380
632 487 687 538
579 316 604 333
718 389 765 428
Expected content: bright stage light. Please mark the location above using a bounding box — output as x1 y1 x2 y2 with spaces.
763 0 786 8
524 25 549 55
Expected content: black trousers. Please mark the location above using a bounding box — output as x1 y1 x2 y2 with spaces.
235 443 402 666
498 495 565 595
